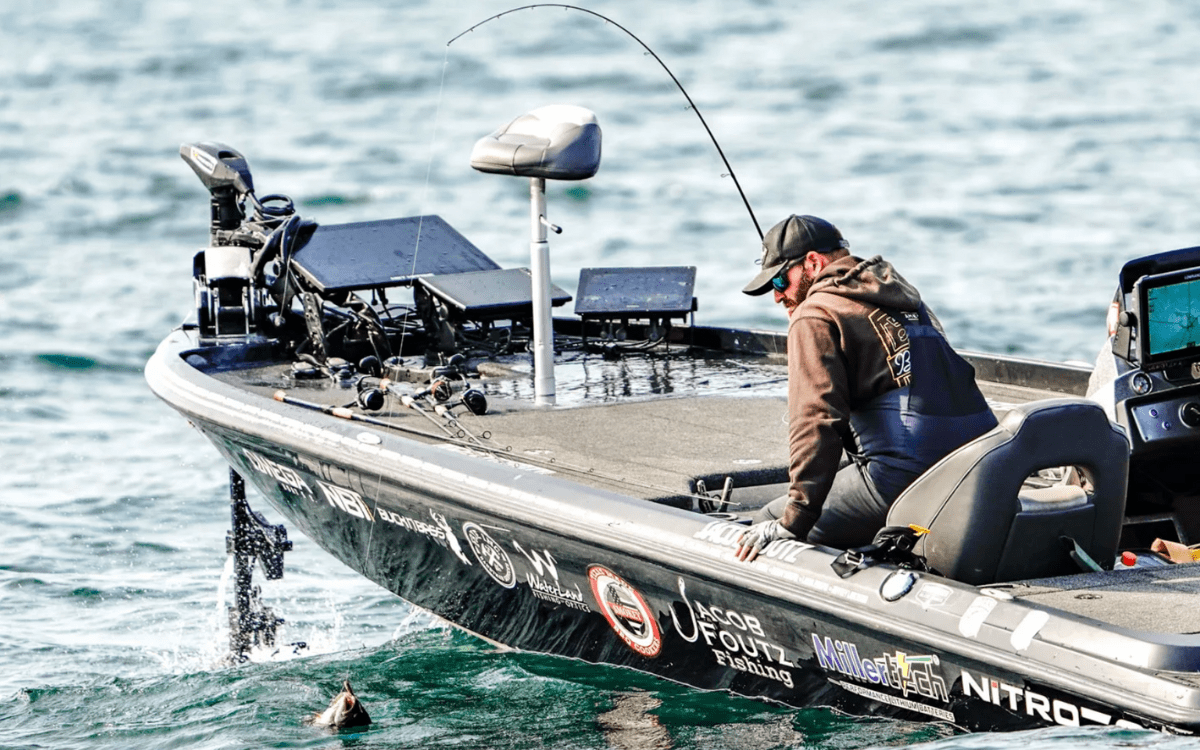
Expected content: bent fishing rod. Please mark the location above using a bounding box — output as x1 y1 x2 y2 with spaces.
449 4 764 240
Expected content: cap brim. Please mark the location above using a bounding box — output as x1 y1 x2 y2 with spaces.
742 261 786 296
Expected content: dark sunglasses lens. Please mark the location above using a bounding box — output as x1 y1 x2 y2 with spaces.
771 269 789 291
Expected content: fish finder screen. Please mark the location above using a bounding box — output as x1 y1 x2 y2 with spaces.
1144 274 1200 359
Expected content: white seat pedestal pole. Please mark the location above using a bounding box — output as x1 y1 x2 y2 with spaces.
530 177 555 406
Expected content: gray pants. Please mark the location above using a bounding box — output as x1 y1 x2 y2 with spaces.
755 455 890 549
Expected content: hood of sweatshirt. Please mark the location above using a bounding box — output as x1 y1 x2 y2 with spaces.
805 254 923 313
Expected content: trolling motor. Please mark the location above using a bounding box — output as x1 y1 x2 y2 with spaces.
226 469 293 662
181 141 302 342
180 142 255 241
181 142 261 341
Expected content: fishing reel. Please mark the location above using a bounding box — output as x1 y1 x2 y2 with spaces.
354 374 488 418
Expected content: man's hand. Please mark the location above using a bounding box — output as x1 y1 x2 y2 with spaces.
735 520 796 562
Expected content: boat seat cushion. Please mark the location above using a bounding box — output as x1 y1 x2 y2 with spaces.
887 398 1130 585
470 105 601 180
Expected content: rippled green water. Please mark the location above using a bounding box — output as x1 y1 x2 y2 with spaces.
4 1 1200 747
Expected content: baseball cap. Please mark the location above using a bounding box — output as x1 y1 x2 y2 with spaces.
742 215 849 296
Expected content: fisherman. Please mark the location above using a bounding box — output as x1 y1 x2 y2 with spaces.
735 215 997 560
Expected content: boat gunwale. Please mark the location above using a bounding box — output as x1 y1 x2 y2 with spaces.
145 326 1200 727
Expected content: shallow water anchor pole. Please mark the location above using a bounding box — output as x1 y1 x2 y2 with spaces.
530 176 556 406
226 468 292 662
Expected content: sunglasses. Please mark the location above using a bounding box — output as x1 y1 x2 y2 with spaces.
771 261 797 292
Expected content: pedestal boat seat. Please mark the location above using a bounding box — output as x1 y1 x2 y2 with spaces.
886 398 1130 585
470 104 601 180
468 104 602 406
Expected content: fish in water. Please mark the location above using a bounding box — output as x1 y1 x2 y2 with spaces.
305 679 372 729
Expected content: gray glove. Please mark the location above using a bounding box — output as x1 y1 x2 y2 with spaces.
735 520 796 562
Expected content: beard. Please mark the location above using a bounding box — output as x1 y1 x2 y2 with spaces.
782 270 816 314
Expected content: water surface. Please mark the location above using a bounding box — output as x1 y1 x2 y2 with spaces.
3 1 1200 747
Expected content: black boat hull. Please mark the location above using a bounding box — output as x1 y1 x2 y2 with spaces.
148 332 1199 734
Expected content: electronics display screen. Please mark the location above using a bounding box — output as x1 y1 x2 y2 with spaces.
1136 268 1200 368
291 215 500 293
574 266 697 318
415 268 571 320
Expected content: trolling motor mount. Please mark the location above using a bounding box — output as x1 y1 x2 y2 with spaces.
226 469 293 661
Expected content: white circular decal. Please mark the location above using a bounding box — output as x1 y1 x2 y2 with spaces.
588 565 661 658
463 522 515 588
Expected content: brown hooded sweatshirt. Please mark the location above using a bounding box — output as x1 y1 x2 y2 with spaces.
780 254 938 537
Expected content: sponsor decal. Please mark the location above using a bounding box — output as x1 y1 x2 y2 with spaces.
375 508 471 566
315 479 374 521
1010 610 1049 651
241 451 475 574
812 634 949 704
377 508 445 540
514 542 588 610
243 449 313 498
671 578 796 689
463 522 515 588
958 595 997 638
831 680 955 722
431 511 472 566
914 582 952 610
961 671 1142 729
588 566 661 657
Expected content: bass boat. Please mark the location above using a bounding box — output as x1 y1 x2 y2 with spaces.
146 107 1200 734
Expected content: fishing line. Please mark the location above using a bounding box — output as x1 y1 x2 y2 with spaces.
354 12 768 550
449 4 763 240
362 45 453 561
395 44 454 364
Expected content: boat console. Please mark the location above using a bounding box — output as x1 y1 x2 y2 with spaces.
1103 247 1200 442
1092 246 1200 544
